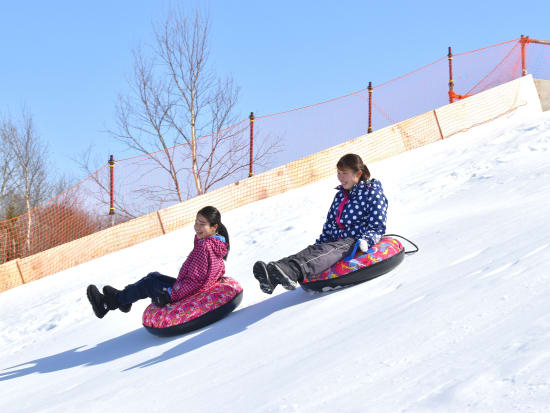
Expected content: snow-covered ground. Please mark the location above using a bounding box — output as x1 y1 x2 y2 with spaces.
1 108 550 412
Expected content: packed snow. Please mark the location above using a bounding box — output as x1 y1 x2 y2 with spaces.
1 107 550 412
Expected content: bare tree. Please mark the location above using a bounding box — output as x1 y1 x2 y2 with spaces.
0 111 51 254
110 8 280 215
0 110 103 263
0 130 17 215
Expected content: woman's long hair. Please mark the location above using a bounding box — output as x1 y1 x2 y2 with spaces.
197 206 230 259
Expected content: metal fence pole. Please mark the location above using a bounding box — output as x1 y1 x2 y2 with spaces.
109 155 115 226
520 35 529 76
368 81 373 133
448 46 454 103
249 112 255 177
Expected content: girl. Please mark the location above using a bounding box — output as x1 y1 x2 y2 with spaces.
87 206 230 319
253 153 387 293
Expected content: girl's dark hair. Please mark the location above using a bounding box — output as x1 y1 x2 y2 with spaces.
336 153 371 182
197 206 230 260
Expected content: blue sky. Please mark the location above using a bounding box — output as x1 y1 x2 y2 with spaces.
1 0 548 180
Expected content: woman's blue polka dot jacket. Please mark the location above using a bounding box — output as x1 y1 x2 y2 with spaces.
316 179 388 248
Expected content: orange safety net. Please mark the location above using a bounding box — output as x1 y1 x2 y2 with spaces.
449 91 473 100
1 37 549 292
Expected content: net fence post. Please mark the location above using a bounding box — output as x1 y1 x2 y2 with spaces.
249 112 255 177
368 81 373 133
520 34 529 76
109 155 115 226
448 46 454 103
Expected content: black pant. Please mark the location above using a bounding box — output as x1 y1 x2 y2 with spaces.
117 272 176 306
276 238 356 282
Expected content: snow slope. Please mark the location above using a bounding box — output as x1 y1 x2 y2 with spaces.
1 108 550 412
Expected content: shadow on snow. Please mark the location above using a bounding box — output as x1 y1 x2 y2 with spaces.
0 288 326 380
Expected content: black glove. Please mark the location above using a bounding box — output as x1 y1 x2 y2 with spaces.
152 288 172 307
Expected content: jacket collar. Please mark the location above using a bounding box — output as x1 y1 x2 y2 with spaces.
335 180 371 199
211 234 226 243
194 234 227 244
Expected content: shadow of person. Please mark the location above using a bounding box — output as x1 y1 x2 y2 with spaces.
0 288 327 380
0 326 173 382
125 288 326 370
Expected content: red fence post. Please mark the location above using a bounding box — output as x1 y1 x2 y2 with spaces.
368 82 373 133
249 112 255 177
109 155 115 226
520 35 529 76
448 46 454 104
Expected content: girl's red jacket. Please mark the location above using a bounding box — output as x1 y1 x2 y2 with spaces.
170 235 227 302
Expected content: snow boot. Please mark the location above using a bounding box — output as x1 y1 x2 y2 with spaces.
103 285 132 313
267 262 299 291
253 261 276 294
86 285 109 319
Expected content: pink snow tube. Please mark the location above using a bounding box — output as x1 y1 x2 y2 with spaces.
143 276 243 336
300 236 404 292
